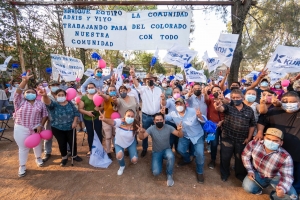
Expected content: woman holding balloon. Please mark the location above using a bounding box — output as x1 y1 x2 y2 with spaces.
39 88 82 166
13 72 48 177
78 83 103 157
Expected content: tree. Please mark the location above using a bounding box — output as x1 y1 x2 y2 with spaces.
130 51 166 74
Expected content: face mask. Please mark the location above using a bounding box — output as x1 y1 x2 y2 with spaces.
87 89 96 94
15 84 19 87
61 82 66 85
232 99 243 106
148 80 154 87
281 103 299 112
96 72 102 77
155 122 164 129
245 94 256 103
194 90 201 96
124 83 130 89
266 96 272 104
120 92 127 98
25 93 36 101
275 85 280 89
173 93 180 99
51 86 59 93
42 83 48 87
176 106 184 112
162 83 167 88
125 117 134 124
264 139 280 151
57 96 66 103
230 86 239 90
260 82 268 87
109 91 116 96
207 90 211 95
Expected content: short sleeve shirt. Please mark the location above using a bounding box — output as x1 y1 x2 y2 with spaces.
147 124 175 152
114 119 135 148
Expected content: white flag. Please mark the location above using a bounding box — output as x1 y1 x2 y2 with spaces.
202 51 221 73
84 69 94 77
265 45 300 73
163 43 198 68
0 56 13 71
184 67 207 83
115 63 124 90
268 71 287 85
175 74 184 81
244 71 260 78
214 34 239 67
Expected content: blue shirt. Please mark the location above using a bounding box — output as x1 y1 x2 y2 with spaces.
46 100 80 131
165 107 206 144
185 94 207 117
81 72 113 94
165 98 177 113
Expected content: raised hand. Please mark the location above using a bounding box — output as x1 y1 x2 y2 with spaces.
98 111 105 120
177 121 183 130
195 108 202 118
218 91 225 101
226 67 230 76
136 124 145 133
160 106 166 114
259 68 268 78
22 72 33 82
110 63 114 70
271 94 279 105
214 99 223 110
37 87 47 97
260 92 266 104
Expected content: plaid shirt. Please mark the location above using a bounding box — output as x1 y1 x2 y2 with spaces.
222 103 256 143
242 140 294 193
14 93 48 132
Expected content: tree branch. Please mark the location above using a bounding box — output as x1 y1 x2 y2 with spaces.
247 12 262 29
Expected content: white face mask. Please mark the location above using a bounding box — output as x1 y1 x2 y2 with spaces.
281 103 299 113
176 106 184 112
162 83 167 88
57 96 66 103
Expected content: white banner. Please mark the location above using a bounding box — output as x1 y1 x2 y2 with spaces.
84 69 94 77
202 51 220 73
115 63 124 89
184 67 207 83
214 34 239 67
62 9 191 50
51 54 84 82
269 71 288 85
0 56 13 71
135 72 147 79
244 71 260 78
266 45 300 73
175 74 184 80
163 44 198 68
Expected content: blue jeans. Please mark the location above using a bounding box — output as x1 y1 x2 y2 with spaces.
293 161 300 194
165 121 178 152
83 118 103 151
243 171 298 198
177 136 205 174
115 139 138 167
152 148 175 176
210 127 221 161
142 113 154 151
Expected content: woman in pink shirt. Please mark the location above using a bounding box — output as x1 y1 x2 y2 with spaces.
13 73 48 177
271 82 284 100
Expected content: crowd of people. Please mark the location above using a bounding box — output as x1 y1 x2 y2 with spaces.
3 65 300 199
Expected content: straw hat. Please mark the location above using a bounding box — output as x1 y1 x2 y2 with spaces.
143 73 157 82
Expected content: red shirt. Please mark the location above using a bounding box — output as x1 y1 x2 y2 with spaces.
205 96 224 123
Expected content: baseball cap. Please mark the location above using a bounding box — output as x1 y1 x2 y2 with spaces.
175 97 184 104
265 128 284 139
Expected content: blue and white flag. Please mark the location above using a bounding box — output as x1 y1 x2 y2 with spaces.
268 71 288 85
265 45 300 73
202 51 221 72
244 71 260 79
84 69 95 77
163 43 198 69
0 56 12 71
115 62 124 90
214 34 239 67
184 67 207 83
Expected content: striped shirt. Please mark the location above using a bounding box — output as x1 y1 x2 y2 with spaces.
13 93 48 132
242 140 294 193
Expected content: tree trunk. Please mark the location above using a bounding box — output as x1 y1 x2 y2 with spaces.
228 0 252 86
80 48 86 67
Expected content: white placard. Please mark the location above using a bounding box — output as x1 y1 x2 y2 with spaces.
115 63 124 89
184 67 207 83
84 69 94 77
126 10 191 50
62 9 191 50
0 56 13 71
214 34 239 67
202 51 220 73
269 71 288 85
51 54 84 82
265 45 300 73
163 43 198 68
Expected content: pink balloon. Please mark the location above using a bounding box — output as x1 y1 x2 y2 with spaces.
66 88 77 101
98 59 106 69
75 77 81 82
40 130 53 140
75 96 81 104
281 80 290 87
93 94 104 107
24 134 41 148
111 112 121 119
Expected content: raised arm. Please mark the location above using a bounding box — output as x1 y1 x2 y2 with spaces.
98 111 115 126
16 72 33 95
172 122 183 138
258 93 268 114
220 67 230 92
248 68 268 90
38 88 51 105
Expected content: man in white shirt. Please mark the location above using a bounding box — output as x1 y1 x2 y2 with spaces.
0 86 9 113
8 80 19 103
123 79 139 104
130 67 165 157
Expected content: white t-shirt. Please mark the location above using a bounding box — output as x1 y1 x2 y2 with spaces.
127 88 139 104
135 85 162 115
8 87 17 101
114 119 135 148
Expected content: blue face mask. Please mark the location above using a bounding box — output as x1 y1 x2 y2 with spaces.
125 117 134 124
87 89 96 94
25 93 36 101
96 72 102 77
109 91 116 96
264 139 280 151
260 81 268 87
51 86 59 93
245 94 256 103
57 96 66 103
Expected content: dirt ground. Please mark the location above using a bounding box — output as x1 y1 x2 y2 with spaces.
0 119 271 200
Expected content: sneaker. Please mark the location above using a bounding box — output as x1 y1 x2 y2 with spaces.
73 156 83 162
35 157 44 167
167 175 174 187
197 173 204 184
255 190 262 195
141 150 147 157
18 165 26 177
177 160 191 167
208 160 215 169
117 166 125 175
42 154 51 162
60 159 68 166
